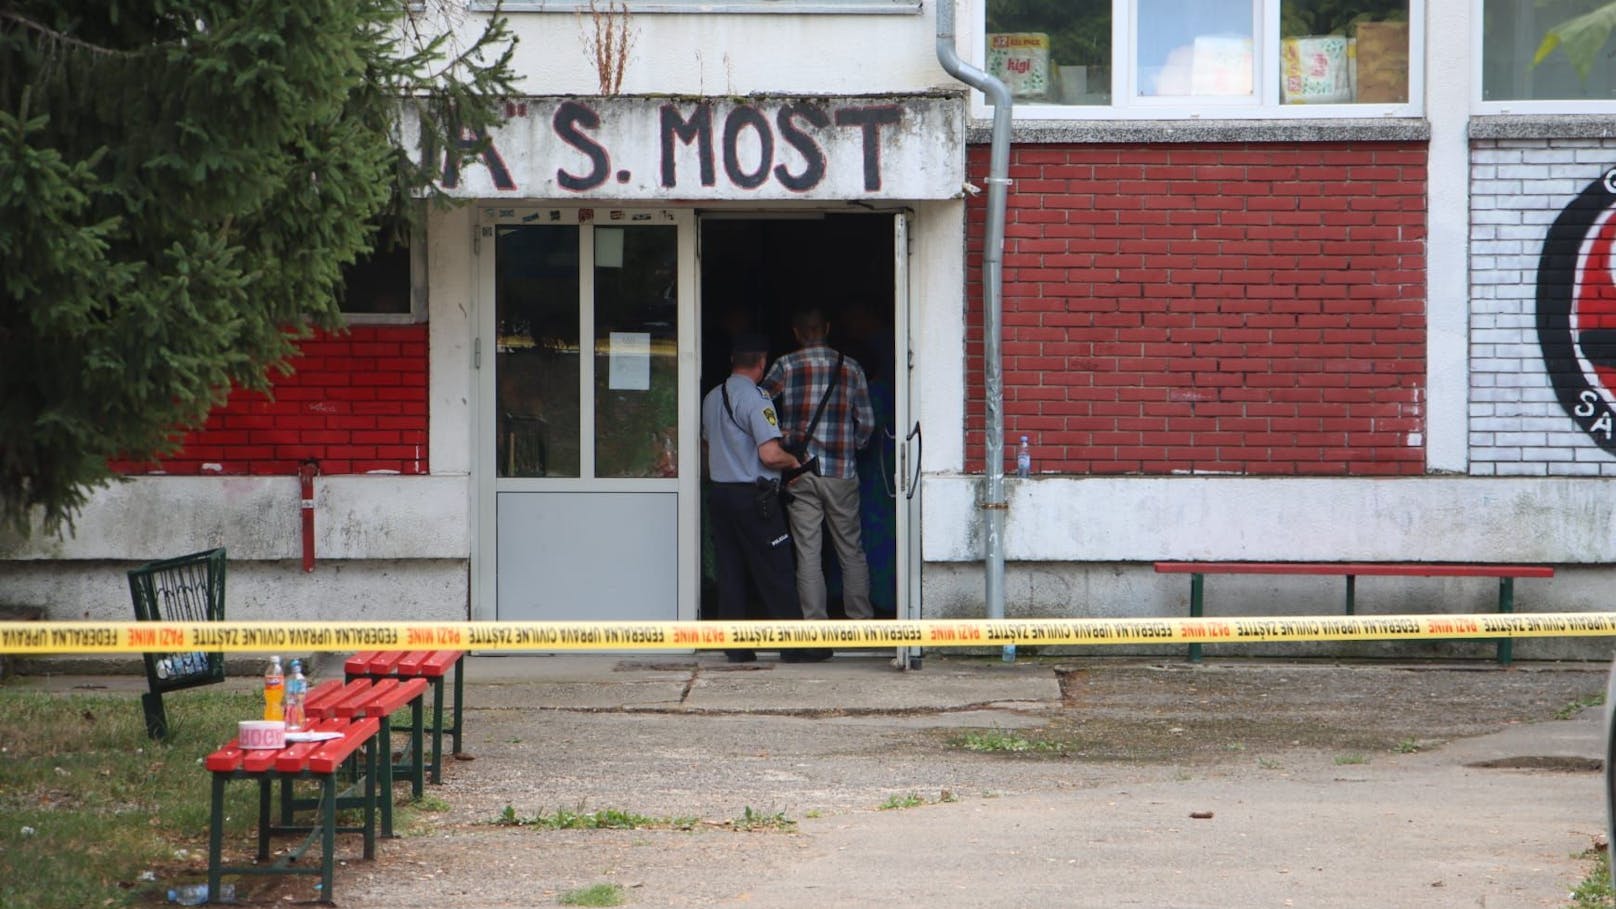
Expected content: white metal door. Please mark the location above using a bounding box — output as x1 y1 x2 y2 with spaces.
473 208 698 623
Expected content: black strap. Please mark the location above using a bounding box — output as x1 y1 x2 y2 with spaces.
719 378 747 436
796 351 844 450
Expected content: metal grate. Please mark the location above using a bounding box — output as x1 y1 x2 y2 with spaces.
127 548 227 738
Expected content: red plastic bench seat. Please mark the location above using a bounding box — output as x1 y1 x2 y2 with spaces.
1154 562 1554 579
303 677 429 837
1153 561 1555 664
345 650 464 791
204 716 380 903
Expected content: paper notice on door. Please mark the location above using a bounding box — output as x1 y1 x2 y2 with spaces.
609 332 651 390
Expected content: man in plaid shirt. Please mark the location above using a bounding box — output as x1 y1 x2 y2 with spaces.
761 308 876 623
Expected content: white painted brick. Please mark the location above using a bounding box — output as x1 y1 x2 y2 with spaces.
1495 461 1549 476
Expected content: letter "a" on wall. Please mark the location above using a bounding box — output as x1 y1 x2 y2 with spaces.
442 126 517 191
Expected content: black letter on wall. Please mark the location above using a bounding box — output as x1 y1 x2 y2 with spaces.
774 105 829 192
554 101 610 191
722 106 773 190
661 104 716 188
834 106 902 192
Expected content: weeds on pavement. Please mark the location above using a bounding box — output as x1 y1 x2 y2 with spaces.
560 882 626 906
498 804 697 830
950 728 1067 754
1555 694 1607 721
1569 848 1613 908
879 790 956 810
732 806 795 831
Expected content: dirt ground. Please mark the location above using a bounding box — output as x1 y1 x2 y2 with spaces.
198 658 1613 908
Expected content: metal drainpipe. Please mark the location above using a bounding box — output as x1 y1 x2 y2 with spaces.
935 0 1014 659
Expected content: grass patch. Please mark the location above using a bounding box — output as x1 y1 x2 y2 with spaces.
1556 694 1607 721
879 793 925 810
1334 753 1369 766
950 728 1067 754
1569 848 1613 908
1393 738 1421 754
0 686 267 909
559 882 626 906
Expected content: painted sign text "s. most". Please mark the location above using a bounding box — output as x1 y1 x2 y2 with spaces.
415 95 964 202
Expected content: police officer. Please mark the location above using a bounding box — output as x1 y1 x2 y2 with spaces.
701 333 831 663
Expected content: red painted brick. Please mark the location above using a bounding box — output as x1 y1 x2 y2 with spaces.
964 140 1427 478
111 326 430 478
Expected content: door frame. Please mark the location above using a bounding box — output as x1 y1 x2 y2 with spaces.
470 206 699 623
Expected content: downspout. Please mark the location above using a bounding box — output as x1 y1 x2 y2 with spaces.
935 0 1015 658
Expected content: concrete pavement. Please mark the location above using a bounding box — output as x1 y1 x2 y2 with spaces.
19 652 1612 907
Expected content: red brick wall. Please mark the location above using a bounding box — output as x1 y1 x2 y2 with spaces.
111 324 429 476
965 142 1427 476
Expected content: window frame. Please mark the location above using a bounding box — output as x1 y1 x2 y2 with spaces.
968 0 1425 121
342 218 428 326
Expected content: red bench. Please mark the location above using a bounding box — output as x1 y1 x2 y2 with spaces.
1153 562 1555 664
204 716 380 904
305 677 428 837
345 650 465 792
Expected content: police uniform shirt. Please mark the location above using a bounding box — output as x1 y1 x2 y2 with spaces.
701 375 783 483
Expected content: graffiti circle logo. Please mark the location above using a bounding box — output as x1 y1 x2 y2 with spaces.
1538 166 1616 452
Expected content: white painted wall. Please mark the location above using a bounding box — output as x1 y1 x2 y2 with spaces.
1425 0 1471 471
483 11 951 98
0 476 469 562
922 476 1616 563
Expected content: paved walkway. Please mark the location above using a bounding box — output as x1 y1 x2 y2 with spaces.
26 653 1612 907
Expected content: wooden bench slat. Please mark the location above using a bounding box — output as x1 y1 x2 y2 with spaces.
1153 562 1554 579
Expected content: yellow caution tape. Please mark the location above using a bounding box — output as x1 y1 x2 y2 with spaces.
3 613 1616 655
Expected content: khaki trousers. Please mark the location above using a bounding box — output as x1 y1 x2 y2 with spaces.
785 473 872 620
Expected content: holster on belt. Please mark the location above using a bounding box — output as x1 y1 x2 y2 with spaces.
753 477 787 519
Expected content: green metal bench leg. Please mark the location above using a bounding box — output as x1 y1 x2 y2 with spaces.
451 656 465 755
377 721 394 837
410 695 425 798
362 734 377 861
429 677 445 784
1345 575 1356 615
319 776 337 900
1188 573 1204 663
208 775 227 900
257 779 273 861
1498 577 1515 666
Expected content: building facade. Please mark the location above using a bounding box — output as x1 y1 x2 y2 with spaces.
6 1 1616 660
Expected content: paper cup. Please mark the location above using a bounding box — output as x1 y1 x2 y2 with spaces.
239 720 286 750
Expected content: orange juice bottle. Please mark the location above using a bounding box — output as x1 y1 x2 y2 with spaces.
263 656 284 722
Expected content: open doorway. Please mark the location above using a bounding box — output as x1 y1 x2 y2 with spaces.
699 213 899 621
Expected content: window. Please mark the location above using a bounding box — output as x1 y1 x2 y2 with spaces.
1482 0 1616 107
979 0 1417 117
341 218 425 322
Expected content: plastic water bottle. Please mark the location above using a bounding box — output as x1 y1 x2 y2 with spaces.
284 659 308 731
168 882 234 905
1016 435 1032 478
263 656 284 722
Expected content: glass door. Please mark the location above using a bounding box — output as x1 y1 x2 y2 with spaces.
476 209 697 624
